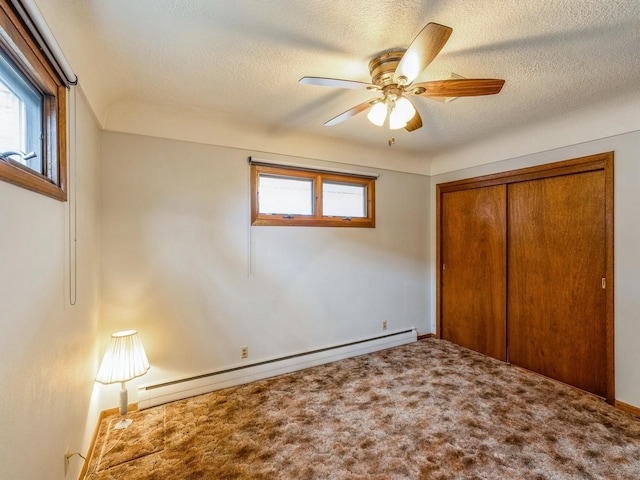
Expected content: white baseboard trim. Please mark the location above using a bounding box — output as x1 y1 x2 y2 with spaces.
138 328 417 410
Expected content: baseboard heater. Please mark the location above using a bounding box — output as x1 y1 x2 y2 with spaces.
138 328 417 410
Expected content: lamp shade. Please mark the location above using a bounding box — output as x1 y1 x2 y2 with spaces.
389 97 416 130
96 330 150 384
367 101 387 126
394 97 416 124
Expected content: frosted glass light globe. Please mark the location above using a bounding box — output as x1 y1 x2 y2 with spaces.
367 101 387 126
395 97 416 123
389 97 416 130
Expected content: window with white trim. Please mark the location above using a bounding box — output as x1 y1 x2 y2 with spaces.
251 164 376 227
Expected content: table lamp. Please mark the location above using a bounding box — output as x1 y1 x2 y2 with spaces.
95 330 150 429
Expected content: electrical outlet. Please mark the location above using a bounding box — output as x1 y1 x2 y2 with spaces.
382 320 387 330
241 345 248 359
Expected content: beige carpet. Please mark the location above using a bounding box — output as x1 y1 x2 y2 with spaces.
84 338 640 479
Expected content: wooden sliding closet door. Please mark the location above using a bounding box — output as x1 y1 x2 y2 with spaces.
508 171 607 397
441 185 507 361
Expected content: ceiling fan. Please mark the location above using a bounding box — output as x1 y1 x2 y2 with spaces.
299 23 505 132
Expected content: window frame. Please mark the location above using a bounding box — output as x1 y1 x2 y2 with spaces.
251 164 376 228
0 0 67 201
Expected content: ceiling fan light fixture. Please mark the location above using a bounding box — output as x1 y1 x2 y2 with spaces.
300 22 504 136
395 97 416 123
367 101 387 126
388 96 415 130
388 112 407 130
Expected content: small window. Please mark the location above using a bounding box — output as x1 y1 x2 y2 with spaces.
258 175 314 216
322 181 367 218
0 1 67 200
251 164 375 227
0 49 44 173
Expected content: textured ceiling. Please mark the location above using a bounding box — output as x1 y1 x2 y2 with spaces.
37 0 640 156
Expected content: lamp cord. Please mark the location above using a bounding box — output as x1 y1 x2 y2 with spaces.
67 452 86 461
86 422 128 473
99 428 127 459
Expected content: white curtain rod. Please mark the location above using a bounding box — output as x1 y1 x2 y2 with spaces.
13 0 77 86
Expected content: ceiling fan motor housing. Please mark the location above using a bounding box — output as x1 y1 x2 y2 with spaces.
369 49 406 87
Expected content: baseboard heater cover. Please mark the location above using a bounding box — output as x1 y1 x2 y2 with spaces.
138 328 417 410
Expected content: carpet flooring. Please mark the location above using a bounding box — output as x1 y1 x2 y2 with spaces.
84 338 640 479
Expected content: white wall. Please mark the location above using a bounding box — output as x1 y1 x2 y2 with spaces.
0 89 101 480
103 100 432 175
429 129 640 408
97 131 431 408
429 90 640 175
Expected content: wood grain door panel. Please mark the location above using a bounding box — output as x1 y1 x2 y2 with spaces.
441 185 507 361
507 171 607 397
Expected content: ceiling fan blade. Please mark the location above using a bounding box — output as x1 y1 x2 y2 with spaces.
411 78 505 97
394 23 453 85
404 109 423 132
324 99 377 126
300 76 378 91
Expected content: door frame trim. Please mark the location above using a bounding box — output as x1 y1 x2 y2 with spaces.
435 152 614 404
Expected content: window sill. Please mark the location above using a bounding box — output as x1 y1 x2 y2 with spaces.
0 160 67 201
252 216 374 228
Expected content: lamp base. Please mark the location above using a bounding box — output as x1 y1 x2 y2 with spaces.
113 418 133 430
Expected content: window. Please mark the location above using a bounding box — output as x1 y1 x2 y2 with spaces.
0 49 43 172
0 0 67 200
251 163 376 227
